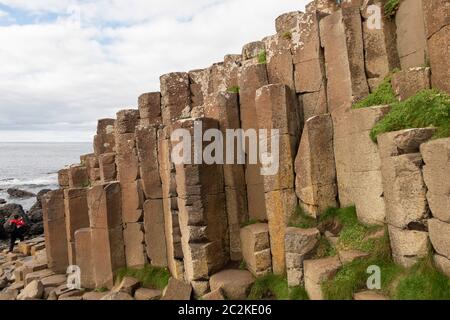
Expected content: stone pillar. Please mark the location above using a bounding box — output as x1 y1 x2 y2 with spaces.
391 67 431 101
85 154 100 185
238 63 269 221
319 7 369 112
58 168 70 188
171 118 229 282
136 125 168 268
68 165 89 189
64 188 90 265
158 126 184 279
422 0 450 93
88 182 126 289
421 138 450 276
204 92 248 261
291 7 328 122
240 223 272 277
378 128 436 267
114 109 146 268
255 84 299 274
332 106 390 224
138 92 162 126
361 0 400 91
75 228 95 289
99 153 117 183
395 0 428 69
295 114 337 217
42 190 69 273
94 119 116 156
160 72 191 126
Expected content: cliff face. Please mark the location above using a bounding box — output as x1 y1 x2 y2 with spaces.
41 0 450 299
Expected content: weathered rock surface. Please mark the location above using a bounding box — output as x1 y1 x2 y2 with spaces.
304 257 341 300
209 269 255 300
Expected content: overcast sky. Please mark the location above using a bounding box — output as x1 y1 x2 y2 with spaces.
0 0 307 142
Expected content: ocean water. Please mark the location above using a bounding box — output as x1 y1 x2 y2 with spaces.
0 142 92 210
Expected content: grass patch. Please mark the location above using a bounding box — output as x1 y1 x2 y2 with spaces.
322 230 403 300
313 237 337 259
95 287 109 293
325 206 382 253
248 274 308 300
239 260 247 270
116 264 170 290
370 89 450 142
384 0 401 17
258 50 267 64
289 206 318 229
395 255 450 300
353 76 397 109
227 86 240 94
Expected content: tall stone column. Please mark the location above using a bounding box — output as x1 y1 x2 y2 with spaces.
42 190 69 273
171 118 229 282
115 109 146 268
255 84 299 274
88 182 126 289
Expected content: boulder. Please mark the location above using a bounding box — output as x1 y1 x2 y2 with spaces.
304 257 341 300
82 291 109 300
113 276 140 295
338 250 370 265
240 223 272 277
101 292 134 300
6 188 35 199
354 291 388 300
388 226 429 267
285 228 320 256
17 280 44 300
428 219 450 259
40 274 67 288
161 278 192 300
434 254 450 278
209 270 255 300
134 288 162 300
391 67 431 101
202 289 225 301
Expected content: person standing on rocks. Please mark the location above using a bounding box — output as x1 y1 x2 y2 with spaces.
5 214 27 252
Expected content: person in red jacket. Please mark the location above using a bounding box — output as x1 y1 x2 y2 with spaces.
8 215 26 252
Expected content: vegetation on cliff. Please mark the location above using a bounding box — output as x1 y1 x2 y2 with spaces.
248 274 308 300
116 265 170 290
353 76 397 109
384 0 402 17
371 89 450 142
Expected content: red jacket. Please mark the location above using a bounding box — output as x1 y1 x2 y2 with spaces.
10 218 25 228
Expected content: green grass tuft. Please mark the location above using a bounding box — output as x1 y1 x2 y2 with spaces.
384 0 401 17
258 50 267 64
116 264 170 290
227 86 240 94
313 237 337 259
395 255 450 300
248 274 308 300
370 89 450 142
353 76 397 109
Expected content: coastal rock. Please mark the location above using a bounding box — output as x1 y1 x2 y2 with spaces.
0 199 6 205
7 188 36 199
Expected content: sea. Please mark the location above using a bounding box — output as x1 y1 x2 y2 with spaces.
0 142 92 210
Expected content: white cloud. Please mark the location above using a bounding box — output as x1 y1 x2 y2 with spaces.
0 0 308 142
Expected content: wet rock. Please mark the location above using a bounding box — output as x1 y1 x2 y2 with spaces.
6 188 36 199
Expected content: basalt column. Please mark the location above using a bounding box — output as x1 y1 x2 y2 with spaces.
204 91 248 261
171 118 229 282
88 182 126 289
159 72 192 279
238 58 269 222
42 190 69 273
136 92 169 268
255 84 299 274
115 109 146 268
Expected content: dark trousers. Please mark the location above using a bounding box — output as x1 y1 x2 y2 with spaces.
9 228 25 252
